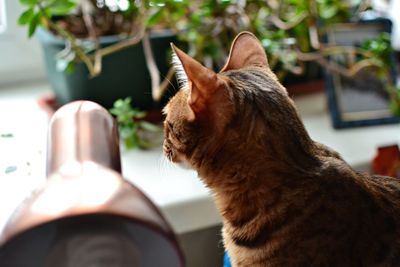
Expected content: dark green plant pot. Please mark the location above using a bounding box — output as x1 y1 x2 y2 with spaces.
36 28 177 110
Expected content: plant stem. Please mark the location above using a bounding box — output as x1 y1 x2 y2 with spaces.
158 67 176 99
37 0 95 75
97 27 145 58
307 0 320 50
48 20 97 76
142 31 162 101
81 0 102 75
269 12 308 31
295 49 382 77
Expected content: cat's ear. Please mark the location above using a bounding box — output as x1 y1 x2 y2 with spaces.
220 31 268 72
171 43 225 116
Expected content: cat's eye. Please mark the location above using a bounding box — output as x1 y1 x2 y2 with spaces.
164 121 173 138
166 121 173 130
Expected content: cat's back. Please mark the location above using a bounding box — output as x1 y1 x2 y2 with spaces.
225 159 400 267
319 158 400 222
307 158 400 266
363 174 400 209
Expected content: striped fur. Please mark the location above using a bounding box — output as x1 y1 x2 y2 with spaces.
163 34 400 267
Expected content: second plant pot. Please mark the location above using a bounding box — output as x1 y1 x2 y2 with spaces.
37 28 177 110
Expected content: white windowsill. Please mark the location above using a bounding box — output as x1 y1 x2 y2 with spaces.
0 82 399 236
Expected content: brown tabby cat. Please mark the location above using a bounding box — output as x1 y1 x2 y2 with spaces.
163 32 400 266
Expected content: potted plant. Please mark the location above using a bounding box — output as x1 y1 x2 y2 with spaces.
111 0 398 146
164 0 400 116
21 1 399 147
18 0 187 110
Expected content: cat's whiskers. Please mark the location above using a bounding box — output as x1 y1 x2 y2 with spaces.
161 73 177 94
157 154 168 176
158 153 180 178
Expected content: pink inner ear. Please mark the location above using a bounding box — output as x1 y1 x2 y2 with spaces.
186 81 199 107
220 32 268 72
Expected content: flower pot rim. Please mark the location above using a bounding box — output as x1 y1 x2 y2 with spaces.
36 27 175 45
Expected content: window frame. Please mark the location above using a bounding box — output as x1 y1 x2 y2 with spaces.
0 1 45 86
0 0 6 34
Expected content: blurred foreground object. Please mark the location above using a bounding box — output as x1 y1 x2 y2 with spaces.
0 101 184 267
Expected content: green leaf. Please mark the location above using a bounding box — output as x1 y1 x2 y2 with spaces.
390 98 400 117
56 58 72 72
47 1 76 15
138 138 158 149
65 61 75 74
5 166 17 174
132 109 146 119
18 8 35 25
320 5 338 19
20 0 37 7
0 133 13 138
146 8 164 27
56 48 76 72
120 126 135 139
28 13 40 38
139 121 161 132
109 97 162 150
390 87 400 116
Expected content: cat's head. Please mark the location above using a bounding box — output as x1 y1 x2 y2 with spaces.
163 32 312 173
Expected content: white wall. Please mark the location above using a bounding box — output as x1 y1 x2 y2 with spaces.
0 0 7 34
0 0 45 85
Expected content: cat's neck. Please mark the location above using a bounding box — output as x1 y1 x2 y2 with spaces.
192 124 323 227
189 97 331 227
194 115 320 183
201 151 311 230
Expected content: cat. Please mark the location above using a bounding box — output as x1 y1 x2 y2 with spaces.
163 31 400 266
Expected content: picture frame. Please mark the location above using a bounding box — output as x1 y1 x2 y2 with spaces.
325 18 400 128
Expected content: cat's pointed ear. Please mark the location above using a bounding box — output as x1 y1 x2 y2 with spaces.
171 43 224 116
220 32 268 72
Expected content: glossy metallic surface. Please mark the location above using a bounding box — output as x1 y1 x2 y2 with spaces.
0 101 184 266
46 100 121 176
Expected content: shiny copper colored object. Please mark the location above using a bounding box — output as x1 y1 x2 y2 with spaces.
0 101 184 267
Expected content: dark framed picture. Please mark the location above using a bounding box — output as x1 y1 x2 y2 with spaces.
325 19 400 128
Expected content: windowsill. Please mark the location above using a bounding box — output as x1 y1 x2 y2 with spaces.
0 81 51 235
0 81 399 236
